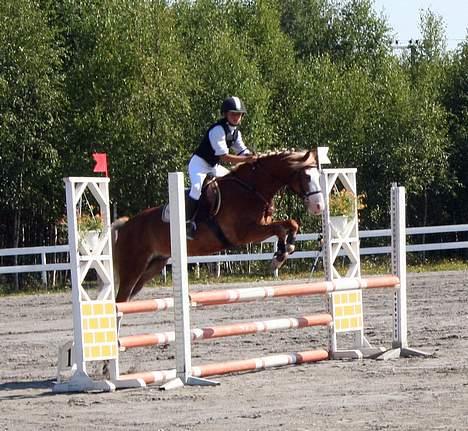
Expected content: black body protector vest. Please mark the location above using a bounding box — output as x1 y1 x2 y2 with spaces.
194 119 239 167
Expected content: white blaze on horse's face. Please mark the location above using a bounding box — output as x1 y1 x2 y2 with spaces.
304 168 325 215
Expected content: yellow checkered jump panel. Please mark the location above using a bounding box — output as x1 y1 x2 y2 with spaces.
332 290 363 332
81 301 118 361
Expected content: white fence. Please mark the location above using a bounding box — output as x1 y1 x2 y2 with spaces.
1 224 468 286
0 245 70 286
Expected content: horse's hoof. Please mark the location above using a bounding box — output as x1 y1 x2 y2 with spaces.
286 244 295 254
271 253 288 270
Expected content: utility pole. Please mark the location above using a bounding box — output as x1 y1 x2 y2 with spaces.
391 39 419 82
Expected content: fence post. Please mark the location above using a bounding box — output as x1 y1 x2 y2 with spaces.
41 252 47 286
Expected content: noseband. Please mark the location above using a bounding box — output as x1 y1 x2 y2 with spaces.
304 190 322 197
293 167 322 200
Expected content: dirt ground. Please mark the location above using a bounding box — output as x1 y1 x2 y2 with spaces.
1 270 468 431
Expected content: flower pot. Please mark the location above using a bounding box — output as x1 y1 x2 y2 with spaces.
330 215 348 237
79 230 100 254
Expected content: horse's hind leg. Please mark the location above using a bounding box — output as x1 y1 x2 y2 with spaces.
107 257 168 377
129 256 169 300
115 264 146 303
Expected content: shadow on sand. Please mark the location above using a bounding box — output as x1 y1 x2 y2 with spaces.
0 379 56 399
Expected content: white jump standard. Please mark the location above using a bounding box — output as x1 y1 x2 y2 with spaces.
54 178 144 392
320 169 429 359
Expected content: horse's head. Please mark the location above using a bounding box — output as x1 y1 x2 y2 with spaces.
284 150 325 215
242 150 324 215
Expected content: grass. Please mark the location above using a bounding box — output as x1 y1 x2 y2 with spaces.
183 257 468 286
1 256 467 297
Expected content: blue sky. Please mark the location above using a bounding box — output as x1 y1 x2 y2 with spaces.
372 0 468 50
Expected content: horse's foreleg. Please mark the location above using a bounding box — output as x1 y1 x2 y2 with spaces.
271 219 299 269
284 220 299 254
240 220 299 270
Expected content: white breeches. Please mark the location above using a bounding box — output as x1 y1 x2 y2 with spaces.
188 154 229 200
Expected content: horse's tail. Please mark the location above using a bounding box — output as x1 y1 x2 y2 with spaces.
111 216 129 245
111 217 129 293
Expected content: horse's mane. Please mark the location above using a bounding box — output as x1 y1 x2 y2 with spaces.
229 149 317 175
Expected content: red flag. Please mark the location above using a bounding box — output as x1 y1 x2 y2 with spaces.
92 153 108 177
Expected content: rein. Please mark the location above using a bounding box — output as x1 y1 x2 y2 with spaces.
223 160 321 203
219 171 271 207
255 161 321 200
205 172 271 250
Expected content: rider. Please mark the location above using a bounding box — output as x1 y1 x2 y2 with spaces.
186 96 257 239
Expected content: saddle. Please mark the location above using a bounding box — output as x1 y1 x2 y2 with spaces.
195 176 222 221
161 176 221 224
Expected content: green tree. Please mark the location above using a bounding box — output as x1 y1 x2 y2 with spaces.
173 0 270 153
0 0 463 258
279 0 391 66
57 0 192 212
396 9 452 226
443 39 468 223
0 0 64 248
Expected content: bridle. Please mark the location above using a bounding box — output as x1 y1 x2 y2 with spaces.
295 167 322 200
220 158 322 205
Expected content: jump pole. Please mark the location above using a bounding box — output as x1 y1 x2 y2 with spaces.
115 275 399 314
119 313 333 349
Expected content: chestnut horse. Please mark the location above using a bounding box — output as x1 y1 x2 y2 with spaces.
113 149 324 302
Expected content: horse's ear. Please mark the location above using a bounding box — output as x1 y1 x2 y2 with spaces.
302 151 311 162
298 150 315 167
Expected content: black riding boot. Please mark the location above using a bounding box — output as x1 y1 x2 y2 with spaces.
185 196 199 240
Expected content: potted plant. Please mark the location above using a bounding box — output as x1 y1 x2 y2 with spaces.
329 189 356 218
328 189 365 236
77 213 104 253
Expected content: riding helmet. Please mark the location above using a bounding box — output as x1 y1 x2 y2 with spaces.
221 96 247 114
